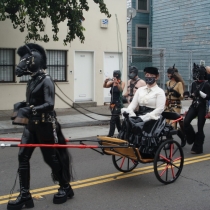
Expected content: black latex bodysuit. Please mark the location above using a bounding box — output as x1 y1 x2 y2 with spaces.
184 80 210 153
26 73 55 112
18 72 71 192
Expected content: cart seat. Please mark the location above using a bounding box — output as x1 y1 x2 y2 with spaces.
98 136 154 163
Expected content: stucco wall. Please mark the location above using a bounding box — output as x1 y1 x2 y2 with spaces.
0 0 127 110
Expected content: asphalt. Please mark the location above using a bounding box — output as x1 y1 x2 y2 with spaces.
0 100 206 134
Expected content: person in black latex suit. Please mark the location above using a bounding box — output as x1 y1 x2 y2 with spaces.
103 70 125 137
184 63 210 154
7 44 73 210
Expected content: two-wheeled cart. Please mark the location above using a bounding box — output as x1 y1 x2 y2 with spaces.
0 112 184 184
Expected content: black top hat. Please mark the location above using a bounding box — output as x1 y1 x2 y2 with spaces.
144 67 159 75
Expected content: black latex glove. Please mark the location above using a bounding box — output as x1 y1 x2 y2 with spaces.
171 89 181 98
11 101 27 120
123 112 129 119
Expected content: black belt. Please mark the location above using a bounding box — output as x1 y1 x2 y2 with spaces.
168 100 181 105
138 106 154 115
29 112 55 124
170 104 182 109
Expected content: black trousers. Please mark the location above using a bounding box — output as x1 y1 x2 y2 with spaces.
18 122 71 191
184 104 206 151
108 106 122 137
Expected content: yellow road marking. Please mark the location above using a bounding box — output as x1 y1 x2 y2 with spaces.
0 154 210 205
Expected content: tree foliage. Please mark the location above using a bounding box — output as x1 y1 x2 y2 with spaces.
0 0 111 45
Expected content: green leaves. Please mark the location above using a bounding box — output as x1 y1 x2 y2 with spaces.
0 0 111 45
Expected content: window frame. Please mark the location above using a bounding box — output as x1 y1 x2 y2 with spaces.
135 24 149 48
0 48 16 83
46 49 68 82
136 0 149 13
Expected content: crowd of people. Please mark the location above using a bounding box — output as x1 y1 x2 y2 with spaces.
103 64 210 155
7 42 210 210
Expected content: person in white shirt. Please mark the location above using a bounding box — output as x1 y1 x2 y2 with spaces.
121 67 166 122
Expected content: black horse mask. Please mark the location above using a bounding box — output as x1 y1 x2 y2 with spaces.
129 66 138 80
15 43 47 77
192 63 207 81
167 64 178 80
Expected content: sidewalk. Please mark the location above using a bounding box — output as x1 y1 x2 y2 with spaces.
0 100 207 134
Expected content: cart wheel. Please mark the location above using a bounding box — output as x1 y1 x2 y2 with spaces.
112 155 138 173
154 140 184 184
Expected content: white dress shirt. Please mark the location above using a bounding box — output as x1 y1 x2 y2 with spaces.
121 84 166 122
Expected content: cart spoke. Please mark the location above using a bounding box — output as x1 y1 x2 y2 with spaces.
112 155 138 173
120 157 125 168
170 165 175 178
159 164 170 177
159 155 170 163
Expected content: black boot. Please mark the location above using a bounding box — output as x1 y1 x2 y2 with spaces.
7 191 34 210
53 184 74 204
7 168 34 210
107 122 115 137
177 129 186 147
191 133 204 154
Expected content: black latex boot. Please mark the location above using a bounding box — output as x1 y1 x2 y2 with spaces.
184 124 195 145
191 133 204 154
7 169 34 210
177 129 186 147
107 118 115 137
53 183 74 204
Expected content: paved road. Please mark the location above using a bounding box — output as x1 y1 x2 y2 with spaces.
0 123 210 210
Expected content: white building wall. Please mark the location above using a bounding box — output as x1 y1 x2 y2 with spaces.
0 0 127 110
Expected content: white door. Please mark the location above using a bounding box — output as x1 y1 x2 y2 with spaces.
74 52 93 102
104 52 122 102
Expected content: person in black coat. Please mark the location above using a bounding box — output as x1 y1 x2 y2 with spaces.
184 63 210 154
7 44 73 210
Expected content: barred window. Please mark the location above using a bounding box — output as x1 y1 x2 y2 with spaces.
138 0 148 11
137 27 148 47
0 49 15 82
47 50 67 81
20 50 68 82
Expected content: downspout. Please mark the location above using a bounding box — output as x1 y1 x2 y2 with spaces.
149 0 153 48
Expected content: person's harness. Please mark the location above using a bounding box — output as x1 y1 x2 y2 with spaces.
192 81 207 109
128 78 140 102
166 82 181 110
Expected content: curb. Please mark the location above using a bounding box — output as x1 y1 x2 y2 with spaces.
0 120 110 134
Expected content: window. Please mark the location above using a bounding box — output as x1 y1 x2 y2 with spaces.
137 27 148 47
20 50 68 82
47 50 67 81
138 0 148 11
0 49 15 82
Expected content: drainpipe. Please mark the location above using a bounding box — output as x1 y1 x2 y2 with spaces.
149 0 153 47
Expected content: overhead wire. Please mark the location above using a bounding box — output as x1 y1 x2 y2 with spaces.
54 82 118 118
